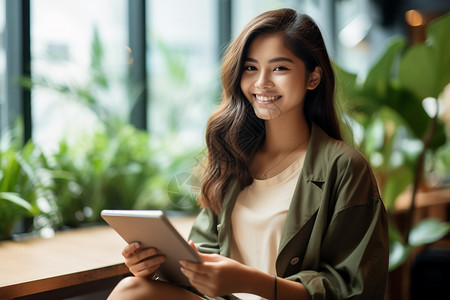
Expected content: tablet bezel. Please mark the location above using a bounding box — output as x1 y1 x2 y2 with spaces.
101 209 201 286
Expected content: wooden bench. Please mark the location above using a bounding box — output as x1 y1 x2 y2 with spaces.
0 215 196 299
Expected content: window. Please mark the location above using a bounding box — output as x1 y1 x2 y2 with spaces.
0 0 5 131
30 0 128 153
335 0 373 76
146 0 219 148
232 0 336 60
335 0 406 77
232 0 301 38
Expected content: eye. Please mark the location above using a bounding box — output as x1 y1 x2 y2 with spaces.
274 66 289 72
244 65 257 71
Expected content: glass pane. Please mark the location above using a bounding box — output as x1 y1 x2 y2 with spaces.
31 0 128 153
232 0 302 38
335 0 373 75
146 0 219 148
335 0 406 77
231 1 335 55
0 0 5 131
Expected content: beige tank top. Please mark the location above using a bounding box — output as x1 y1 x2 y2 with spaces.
230 154 305 299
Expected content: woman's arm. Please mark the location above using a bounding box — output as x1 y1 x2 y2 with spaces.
180 241 311 300
285 150 389 299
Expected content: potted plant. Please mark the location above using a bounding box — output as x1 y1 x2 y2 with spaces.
335 11 450 271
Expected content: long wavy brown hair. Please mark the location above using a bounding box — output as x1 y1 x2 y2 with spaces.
198 8 342 214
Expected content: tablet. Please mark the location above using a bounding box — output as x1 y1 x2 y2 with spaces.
101 209 201 286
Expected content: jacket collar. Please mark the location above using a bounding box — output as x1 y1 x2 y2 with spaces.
277 123 331 253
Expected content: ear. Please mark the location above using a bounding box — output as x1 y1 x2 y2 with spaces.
307 66 322 90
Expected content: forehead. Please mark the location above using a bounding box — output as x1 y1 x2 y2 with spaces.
246 33 296 60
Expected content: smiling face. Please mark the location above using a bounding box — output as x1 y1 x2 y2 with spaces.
240 33 321 122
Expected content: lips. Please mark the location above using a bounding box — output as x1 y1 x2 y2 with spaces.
254 94 282 104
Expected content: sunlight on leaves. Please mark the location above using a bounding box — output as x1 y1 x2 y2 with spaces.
409 218 450 247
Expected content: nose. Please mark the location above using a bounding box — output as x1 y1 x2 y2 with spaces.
255 71 274 89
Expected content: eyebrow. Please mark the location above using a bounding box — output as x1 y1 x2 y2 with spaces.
245 57 294 64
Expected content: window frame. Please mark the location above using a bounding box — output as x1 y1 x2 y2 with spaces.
2 0 339 141
4 0 31 142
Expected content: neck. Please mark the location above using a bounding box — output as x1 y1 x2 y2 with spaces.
262 113 310 154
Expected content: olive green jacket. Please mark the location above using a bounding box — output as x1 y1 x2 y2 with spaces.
189 123 389 300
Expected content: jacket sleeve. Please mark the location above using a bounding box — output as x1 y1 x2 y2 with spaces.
188 207 221 255
286 153 389 300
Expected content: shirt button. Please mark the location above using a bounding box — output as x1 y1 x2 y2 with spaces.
290 257 300 265
217 224 222 231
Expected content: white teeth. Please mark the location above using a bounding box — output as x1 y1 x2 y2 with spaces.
255 95 280 102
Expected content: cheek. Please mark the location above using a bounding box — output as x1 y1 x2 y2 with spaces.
277 76 296 88
283 77 307 95
240 78 251 97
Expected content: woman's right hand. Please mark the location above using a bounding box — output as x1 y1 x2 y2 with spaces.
122 242 166 277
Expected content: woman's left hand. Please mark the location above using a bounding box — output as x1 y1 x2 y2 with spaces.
180 241 251 297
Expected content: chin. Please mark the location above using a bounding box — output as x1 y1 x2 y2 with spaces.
254 108 282 120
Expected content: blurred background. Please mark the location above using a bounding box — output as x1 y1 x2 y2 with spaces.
0 1 449 299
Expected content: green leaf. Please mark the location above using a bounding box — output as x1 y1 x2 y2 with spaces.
333 62 358 100
409 218 450 247
389 239 411 271
399 12 450 99
399 45 438 99
389 223 403 242
382 167 413 210
363 37 405 97
426 12 450 95
0 192 34 213
433 142 450 177
364 118 385 153
389 224 411 271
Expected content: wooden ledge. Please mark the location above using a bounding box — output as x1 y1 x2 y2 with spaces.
0 214 196 299
395 187 450 212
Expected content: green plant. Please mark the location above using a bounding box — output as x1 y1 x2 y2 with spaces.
148 32 221 138
18 27 203 229
336 12 450 270
0 127 57 240
40 124 199 227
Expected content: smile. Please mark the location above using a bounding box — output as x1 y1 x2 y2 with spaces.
254 94 282 103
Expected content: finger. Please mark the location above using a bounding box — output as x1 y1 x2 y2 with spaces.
179 259 197 271
122 242 141 258
181 252 220 269
129 255 166 277
186 241 213 264
186 241 221 263
196 251 217 262
134 248 159 262
132 263 161 278
180 267 217 296
181 262 223 297
188 240 198 252
180 266 209 284
125 248 159 267
179 260 210 277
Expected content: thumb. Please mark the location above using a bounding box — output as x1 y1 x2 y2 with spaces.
188 241 218 262
188 240 198 252
188 240 210 261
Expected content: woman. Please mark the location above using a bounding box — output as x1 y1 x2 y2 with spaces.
109 8 388 300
